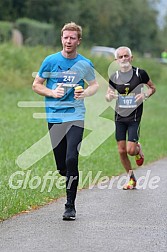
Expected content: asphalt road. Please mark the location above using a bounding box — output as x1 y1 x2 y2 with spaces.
0 158 167 252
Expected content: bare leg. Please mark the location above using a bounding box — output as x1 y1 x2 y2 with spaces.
127 141 139 156
117 140 132 173
117 140 137 189
117 140 137 182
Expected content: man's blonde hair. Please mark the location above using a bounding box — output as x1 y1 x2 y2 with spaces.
61 22 82 39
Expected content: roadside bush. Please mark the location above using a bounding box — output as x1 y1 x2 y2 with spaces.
0 21 12 42
15 18 56 46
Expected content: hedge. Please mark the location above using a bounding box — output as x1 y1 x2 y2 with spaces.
15 18 56 46
0 21 13 42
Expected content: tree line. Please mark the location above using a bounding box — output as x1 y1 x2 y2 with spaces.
0 0 166 55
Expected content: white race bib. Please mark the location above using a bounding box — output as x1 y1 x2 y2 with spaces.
118 95 137 108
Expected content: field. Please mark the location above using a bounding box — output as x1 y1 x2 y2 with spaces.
0 43 167 220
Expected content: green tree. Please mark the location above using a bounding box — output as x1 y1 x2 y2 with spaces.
0 0 26 21
0 0 162 55
111 0 160 54
159 14 167 51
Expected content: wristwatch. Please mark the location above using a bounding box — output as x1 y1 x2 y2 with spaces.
144 93 149 101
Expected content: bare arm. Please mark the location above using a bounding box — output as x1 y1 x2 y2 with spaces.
135 79 156 102
144 79 156 97
32 75 64 98
74 79 99 99
105 86 118 102
84 79 99 97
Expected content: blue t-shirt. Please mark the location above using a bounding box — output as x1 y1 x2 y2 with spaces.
38 52 95 123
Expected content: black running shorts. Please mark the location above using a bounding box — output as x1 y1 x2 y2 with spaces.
115 121 140 142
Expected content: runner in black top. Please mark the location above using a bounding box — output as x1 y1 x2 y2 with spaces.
105 46 156 189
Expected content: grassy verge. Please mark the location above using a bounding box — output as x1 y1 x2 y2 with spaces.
0 44 167 220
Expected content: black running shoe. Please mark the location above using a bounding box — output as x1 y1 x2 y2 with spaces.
63 204 76 221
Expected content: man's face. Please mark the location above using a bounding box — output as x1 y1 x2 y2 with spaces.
116 49 133 68
61 30 81 54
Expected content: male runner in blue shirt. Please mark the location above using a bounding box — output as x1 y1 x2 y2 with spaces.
33 22 99 220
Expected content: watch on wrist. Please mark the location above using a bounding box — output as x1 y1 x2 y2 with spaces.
144 93 149 100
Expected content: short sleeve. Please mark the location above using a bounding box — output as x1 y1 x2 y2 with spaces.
139 69 150 83
38 56 51 79
71 59 95 82
109 74 116 89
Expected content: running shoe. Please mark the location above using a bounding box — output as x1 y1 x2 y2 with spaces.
123 178 137 190
135 142 144 166
63 204 76 221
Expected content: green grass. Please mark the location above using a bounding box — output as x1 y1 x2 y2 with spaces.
0 43 167 221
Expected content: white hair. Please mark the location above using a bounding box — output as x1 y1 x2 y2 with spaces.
115 46 132 59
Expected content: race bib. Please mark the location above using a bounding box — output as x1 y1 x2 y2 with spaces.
118 95 137 108
56 71 81 96
57 71 79 87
